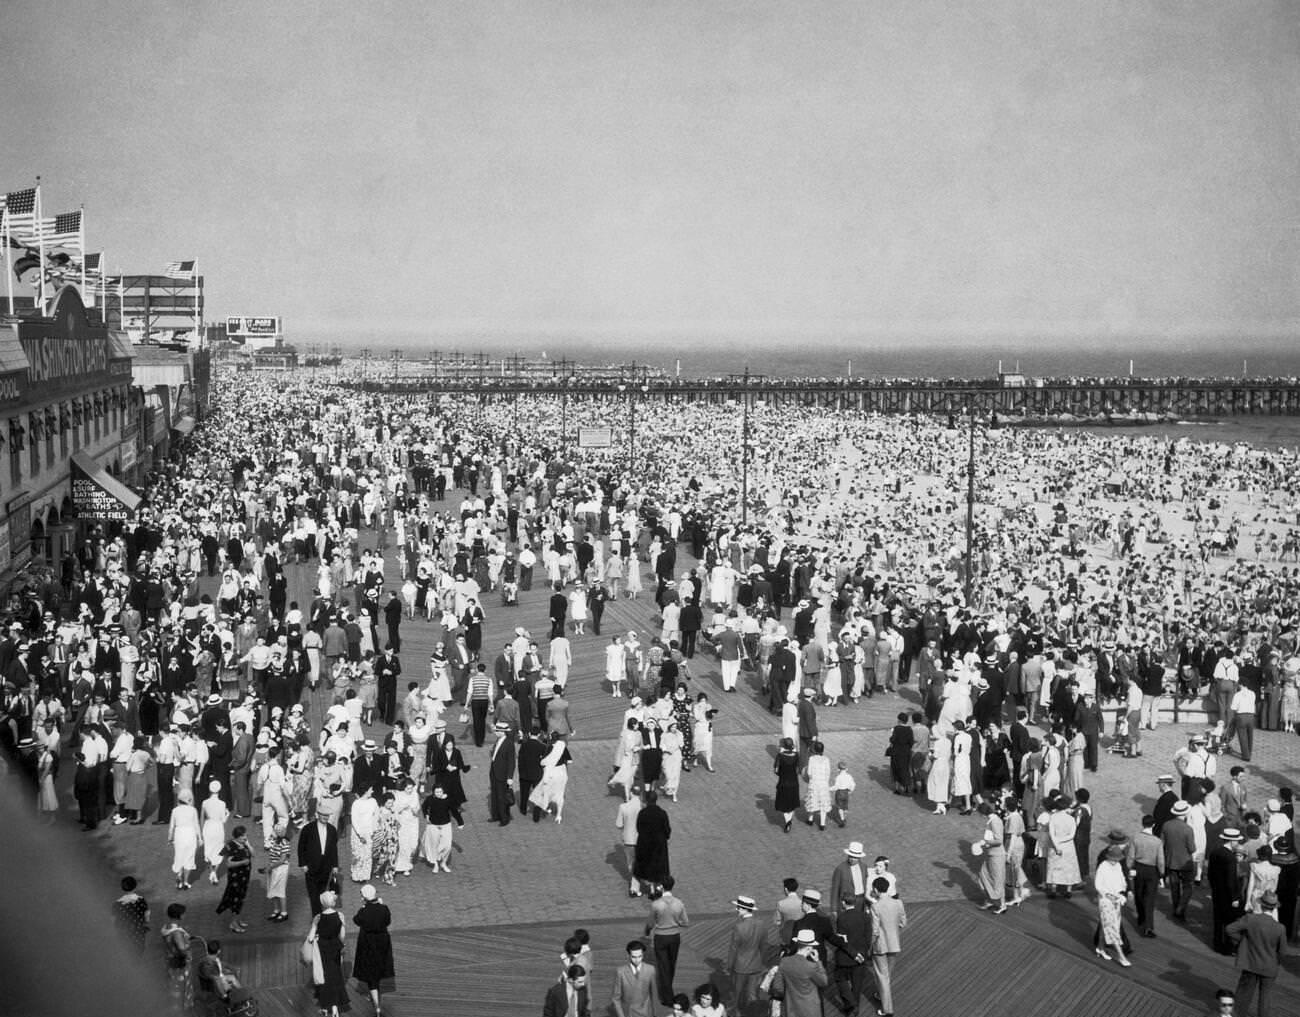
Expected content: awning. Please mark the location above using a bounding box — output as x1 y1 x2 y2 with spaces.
70 451 142 520
173 415 196 436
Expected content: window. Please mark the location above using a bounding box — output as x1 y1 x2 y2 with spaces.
28 414 39 477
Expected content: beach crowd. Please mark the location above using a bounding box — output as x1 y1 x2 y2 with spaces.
0 369 1297 1017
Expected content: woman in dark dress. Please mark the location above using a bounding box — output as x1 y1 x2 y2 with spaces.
434 735 470 825
215 826 253 933
639 720 664 792
311 891 351 1015
888 713 915 794
352 885 395 1016
773 737 801 832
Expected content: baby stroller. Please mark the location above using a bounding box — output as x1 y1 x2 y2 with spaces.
192 935 260 1017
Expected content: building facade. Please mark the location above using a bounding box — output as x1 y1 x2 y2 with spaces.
0 285 138 587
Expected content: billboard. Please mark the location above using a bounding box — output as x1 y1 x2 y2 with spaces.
578 426 614 449
225 316 282 337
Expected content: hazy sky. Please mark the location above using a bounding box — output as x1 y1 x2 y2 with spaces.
6 0 1299 347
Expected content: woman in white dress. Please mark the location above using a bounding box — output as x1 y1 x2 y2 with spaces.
605 637 627 697
951 720 974 814
568 587 588 635
928 731 953 815
425 654 452 706
659 721 684 801
692 693 717 772
527 734 573 823
200 781 230 883
393 779 421 876
549 635 572 687
349 786 379 882
168 788 202 890
804 740 832 830
625 554 642 599
608 718 641 800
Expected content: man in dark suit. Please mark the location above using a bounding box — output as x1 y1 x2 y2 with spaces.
1226 892 1287 1017
832 893 873 1017
374 647 402 727
767 640 796 713
297 815 339 916
383 591 403 653
1208 828 1246 954
352 739 389 799
679 597 702 658
517 726 547 821
488 721 516 825
543 964 590 1017
548 585 568 640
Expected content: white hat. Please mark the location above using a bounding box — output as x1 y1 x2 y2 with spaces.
844 841 866 859
793 928 818 946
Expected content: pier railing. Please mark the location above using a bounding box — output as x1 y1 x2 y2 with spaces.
329 376 1300 417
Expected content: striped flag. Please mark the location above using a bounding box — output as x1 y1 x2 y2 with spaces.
165 259 196 279
0 188 37 238
82 252 103 277
25 210 83 250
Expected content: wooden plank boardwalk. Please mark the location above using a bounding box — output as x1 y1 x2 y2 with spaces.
220 898 1300 1017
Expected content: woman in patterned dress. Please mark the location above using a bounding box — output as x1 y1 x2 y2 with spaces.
371 791 401 886
113 876 150 955
215 825 253 933
671 684 695 770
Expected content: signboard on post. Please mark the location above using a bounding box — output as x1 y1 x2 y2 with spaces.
578 426 613 449
225 316 282 336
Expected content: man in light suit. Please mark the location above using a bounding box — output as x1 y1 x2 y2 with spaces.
867 877 907 1017
543 964 590 1017
297 815 339 916
724 895 768 1017
611 940 657 1017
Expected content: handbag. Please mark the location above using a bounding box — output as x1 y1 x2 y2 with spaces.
458 710 470 724
505 784 516 807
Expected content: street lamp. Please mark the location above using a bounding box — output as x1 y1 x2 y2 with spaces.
727 367 766 525
964 400 977 607
618 380 649 474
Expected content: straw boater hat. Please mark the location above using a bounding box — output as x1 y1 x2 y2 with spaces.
801 889 821 906
844 841 866 859
732 895 756 912
206 693 223 707
793 929 818 946
1221 828 1244 843
1171 801 1191 817
1156 774 1175 786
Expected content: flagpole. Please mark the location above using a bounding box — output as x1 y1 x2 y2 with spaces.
3 205 12 316
35 178 45 313
79 205 86 299
193 262 200 344
100 255 107 320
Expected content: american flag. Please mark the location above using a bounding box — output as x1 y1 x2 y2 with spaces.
25 210 82 250
83 251 103 277
0 188 37 239
165 259 196 279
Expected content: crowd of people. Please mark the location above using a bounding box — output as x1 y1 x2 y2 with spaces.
1 367 1299 1015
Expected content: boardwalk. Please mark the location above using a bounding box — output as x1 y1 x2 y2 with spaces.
38 493 1300 1016
219 898 1300 1017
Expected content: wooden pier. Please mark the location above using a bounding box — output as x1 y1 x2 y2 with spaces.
338 376 1300 418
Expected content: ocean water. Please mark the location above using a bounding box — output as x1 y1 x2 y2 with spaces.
327 334 1298 381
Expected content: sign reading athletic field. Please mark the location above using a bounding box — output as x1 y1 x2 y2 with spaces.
226 316 281 336
71 474 130 520
578 427 613 449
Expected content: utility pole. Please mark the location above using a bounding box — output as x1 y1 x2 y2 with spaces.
964 399 976 607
